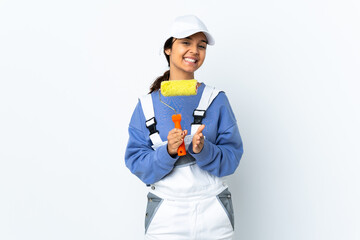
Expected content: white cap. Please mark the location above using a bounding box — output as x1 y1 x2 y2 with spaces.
166 15 215 45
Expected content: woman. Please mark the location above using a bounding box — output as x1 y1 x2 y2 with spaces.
125 15 243 240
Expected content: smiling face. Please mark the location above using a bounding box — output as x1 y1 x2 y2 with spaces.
165 32 208 80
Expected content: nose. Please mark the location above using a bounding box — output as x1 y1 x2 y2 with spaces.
189 43 199 55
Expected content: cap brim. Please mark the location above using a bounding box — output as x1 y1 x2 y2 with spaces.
172 29 215 45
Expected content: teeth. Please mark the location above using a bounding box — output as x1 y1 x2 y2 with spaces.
184 58 196 63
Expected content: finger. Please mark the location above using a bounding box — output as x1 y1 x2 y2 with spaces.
196 124 205 134
169 136 183 144
173 134 184 142
168 133 182 141
170 128 182 135
168 130 183 140
168 140 182 150
192 134 199 144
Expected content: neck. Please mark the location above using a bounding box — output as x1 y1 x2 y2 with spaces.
169 69 194 80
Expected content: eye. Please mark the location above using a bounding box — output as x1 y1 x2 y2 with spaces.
199 45 207 49
182 41 190 45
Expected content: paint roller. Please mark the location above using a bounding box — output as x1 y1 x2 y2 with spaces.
160 80 198 156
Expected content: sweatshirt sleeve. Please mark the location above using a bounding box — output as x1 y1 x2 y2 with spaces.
188 93 243 177
124 100 179 185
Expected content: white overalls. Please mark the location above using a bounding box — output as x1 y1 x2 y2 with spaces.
140 85 235 240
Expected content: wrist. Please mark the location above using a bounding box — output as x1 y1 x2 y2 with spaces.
167 145 178 158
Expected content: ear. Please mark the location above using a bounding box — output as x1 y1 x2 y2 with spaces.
165 49 171 55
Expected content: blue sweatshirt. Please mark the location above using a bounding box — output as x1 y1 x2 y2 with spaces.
125 83 243 185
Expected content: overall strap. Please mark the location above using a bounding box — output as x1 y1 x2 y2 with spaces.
139 94 163 147
191 85 221 134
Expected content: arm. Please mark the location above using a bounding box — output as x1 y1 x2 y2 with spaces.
189 93 244 177
124 101 179 185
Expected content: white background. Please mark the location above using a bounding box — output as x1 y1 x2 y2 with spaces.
1 0 359 239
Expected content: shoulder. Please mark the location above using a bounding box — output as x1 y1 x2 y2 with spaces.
214 91 228 103
201 83 228 105
137 90 161 110
203 84 236 122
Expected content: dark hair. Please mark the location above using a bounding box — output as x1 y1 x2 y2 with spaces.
149 37 175 93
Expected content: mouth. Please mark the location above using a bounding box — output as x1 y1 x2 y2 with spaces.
184 57 198 64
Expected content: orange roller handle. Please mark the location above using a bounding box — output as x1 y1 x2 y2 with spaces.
172 114 186 156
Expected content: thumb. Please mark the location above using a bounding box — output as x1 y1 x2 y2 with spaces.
196 124 205 134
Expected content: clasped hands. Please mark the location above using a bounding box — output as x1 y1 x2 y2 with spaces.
167 125 205 156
